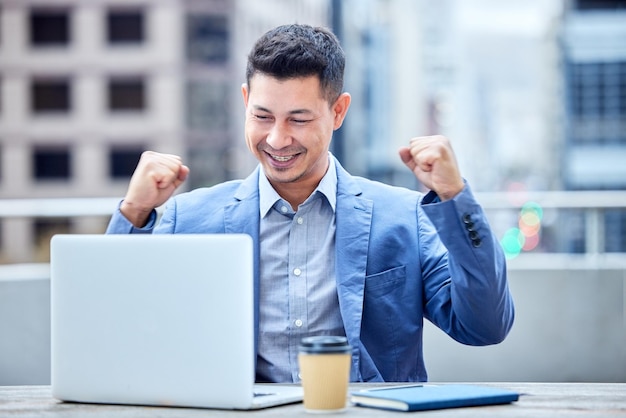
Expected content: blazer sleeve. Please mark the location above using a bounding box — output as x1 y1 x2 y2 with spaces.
419 184 514 345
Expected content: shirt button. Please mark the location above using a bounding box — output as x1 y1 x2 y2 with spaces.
294 319 303 327
281 206 289 213
293 268 302 276
297 217 304 224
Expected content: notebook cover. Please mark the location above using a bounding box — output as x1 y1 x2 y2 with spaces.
351 384 519 412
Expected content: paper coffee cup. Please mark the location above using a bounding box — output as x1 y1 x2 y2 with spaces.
298 336 352 413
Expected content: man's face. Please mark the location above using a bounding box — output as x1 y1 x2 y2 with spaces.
242 74 350 196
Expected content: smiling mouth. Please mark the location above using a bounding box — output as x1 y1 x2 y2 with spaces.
267 151 302 163
271 154 294 162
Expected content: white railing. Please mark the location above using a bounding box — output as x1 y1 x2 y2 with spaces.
0 197 122 217
0 191 625 259
476 190 626 255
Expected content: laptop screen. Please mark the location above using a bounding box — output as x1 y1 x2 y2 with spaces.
50 234 264 409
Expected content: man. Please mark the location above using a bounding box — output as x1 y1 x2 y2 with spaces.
106 24 514 383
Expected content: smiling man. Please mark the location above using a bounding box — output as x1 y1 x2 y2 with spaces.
106 24 514 383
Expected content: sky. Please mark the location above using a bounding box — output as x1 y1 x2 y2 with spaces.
455 0 565 37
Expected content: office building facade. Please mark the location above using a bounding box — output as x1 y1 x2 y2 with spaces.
561 0 626 251
0 0 330 262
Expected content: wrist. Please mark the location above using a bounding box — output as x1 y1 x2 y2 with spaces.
120 200 154 228
438 182 465 201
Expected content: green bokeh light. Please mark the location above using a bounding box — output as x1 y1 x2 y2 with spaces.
501 227 525 259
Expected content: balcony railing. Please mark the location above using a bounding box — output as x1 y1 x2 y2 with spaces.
0 191 625 263
476 190 626 255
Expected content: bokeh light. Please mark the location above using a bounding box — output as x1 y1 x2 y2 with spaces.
501 228 525 259
501 201 544 258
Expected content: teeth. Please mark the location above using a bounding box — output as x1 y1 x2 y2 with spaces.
271 155 294 162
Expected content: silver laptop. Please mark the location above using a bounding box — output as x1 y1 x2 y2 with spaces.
50 234 303 410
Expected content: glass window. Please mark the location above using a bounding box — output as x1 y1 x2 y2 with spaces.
108 77 145 111
568 61 626 144
107 9 144 44
33 147 71 180
187 80 229 132
30 9 70 46
186 14 229 64
109 146 143 179
575 0 626 10
31 78 71 113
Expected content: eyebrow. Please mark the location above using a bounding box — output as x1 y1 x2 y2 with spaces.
252 105 314 115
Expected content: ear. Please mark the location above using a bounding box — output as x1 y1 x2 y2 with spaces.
332 92 351 130
241 83 250 107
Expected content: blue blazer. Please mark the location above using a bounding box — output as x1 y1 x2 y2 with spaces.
107 156 514 382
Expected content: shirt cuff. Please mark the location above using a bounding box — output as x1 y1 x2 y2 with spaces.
422 190 441 204
420 180 468 205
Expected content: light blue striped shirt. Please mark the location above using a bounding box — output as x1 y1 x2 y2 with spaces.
256 155 345 383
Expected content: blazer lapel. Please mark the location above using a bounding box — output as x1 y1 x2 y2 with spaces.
224 168 262 356
224 167 261 238
334 159 372 379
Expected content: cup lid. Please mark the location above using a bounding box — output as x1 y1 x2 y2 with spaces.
299 336 351 353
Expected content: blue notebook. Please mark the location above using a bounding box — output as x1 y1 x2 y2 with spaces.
351 384 519 412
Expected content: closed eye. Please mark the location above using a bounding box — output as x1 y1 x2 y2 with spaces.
253 114 272 121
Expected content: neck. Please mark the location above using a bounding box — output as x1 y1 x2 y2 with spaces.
266 154 331 210
271 180 319 211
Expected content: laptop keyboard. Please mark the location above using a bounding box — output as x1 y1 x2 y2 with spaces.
253 391 276 397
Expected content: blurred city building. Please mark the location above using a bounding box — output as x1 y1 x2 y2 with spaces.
1 0 626 262
562 0 626 190
334 0 565 195
561 0 626 252
0 0 330 263
331 0 426 189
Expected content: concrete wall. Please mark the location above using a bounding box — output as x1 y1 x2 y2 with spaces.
0 265 50 385
1 261 625 385
423 263 626 383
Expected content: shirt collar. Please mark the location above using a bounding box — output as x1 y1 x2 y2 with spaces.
259 153 337 218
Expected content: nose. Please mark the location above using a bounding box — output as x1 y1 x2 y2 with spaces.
266 121 293 149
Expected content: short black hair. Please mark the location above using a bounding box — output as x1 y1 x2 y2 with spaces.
246 24 345 104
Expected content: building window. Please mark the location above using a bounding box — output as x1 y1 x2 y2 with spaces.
30 8 70 47
186 14 229 64
575 0 626 10
31 78 71 113
108 77 145 111
109 146 143 179
33 147 71 180
107 9 144 44
187 80 229 132
568 61 626 143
